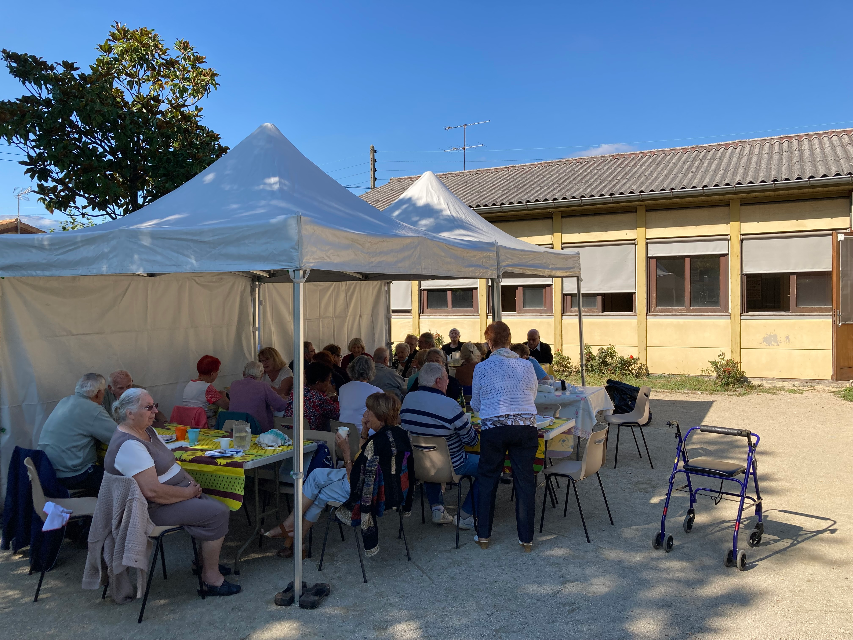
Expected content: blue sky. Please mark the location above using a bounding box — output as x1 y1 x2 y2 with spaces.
2 1 852 229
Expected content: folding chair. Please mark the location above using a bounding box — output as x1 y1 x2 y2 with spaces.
24 457 97 602
409 435 477 549
539 427 614 542
604 386 653 468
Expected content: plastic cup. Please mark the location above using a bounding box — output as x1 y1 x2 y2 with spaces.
216 437 231 450
337 426 350 437
174 425 188 442
187 428 200 446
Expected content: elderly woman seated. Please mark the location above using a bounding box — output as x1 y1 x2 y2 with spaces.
258 346 294 397
407 348 464 401
228 361 289 432
510 343 552 381
182 355 230 428
341 337 373 371
312 351 347 391
392 343 410 375
338 355 382 426
284 362 340 431
264 392 413 557
104 389 239 595
322 343 351 383
453 342 482 394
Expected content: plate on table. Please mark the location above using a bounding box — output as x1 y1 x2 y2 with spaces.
536 416 555 429
205 449 244 458
158 434 175 444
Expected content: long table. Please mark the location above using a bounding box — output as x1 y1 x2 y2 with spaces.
155 426 317 574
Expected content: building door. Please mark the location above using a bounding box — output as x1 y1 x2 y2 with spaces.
836 232 853 380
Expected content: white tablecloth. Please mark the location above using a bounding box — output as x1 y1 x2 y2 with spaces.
535 386 614 440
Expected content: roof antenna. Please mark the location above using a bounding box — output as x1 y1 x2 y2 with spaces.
444 120 490 171
13 187 33 235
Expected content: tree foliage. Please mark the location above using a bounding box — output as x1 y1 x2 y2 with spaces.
0 22 228 222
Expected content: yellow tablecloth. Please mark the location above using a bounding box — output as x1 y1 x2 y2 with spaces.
464 417 571 473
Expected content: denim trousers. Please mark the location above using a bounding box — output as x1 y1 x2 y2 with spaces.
424 454 479 515
58 464 104 497
475 424 538 543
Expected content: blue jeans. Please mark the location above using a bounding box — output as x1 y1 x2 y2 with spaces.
424 454 479 516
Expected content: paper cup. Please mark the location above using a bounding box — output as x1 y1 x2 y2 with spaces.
216 437 231 450
337 426 350 437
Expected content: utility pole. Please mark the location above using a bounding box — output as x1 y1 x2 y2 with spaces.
370 145 376 190
444 120 489 171
13 187 33 234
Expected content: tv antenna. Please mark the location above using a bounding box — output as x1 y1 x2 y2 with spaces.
444 120 489 171
13 187 33 235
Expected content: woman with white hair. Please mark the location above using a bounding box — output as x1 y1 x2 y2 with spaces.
227 361 289 433
103 388 239 596
341 337 373 372
338 355 382 426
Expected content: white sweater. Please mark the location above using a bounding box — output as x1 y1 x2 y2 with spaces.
471 349 538 420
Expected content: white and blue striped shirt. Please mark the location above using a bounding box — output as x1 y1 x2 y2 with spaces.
400 387 478 473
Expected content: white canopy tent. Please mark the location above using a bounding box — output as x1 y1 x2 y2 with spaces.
382 171 586 381
0 125 580 597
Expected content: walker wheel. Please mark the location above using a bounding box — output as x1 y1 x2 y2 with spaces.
748 531 762 547
725 549 734 567
652 532 663 550
664 535 674 553
682 513 695 533
736 549 747 571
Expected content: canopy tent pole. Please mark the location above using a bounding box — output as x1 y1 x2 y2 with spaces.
289 268 308 602
577 275 586 387
491 278 502 322
252 280 262 353
385 281 393 350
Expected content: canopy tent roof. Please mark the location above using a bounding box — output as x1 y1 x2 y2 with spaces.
0 124 529 282
381 171 579 278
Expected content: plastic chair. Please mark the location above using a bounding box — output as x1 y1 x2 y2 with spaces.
24 457 97 602
169 406 207 428
409 435 476 549
216 411 262 434
135 525 203 623
604 386 653 468
539 427 614 543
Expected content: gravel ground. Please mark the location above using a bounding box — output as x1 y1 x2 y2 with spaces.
1 389 850 640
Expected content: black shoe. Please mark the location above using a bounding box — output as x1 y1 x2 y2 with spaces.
200 579 241 596
275 581 307 606
299 583 331 609
192 562 232 577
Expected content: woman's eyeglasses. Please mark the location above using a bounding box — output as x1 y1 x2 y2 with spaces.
143 403 159 412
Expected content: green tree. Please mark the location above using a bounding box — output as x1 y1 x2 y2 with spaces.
0 22 228 224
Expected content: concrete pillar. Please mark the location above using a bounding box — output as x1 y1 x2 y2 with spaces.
730 199 741 361
636 205 647 363
410 280 420 336
552 211 563 352
478 279 488 340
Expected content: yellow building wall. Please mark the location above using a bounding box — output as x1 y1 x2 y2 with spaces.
391 316 414 344
646 318 730 374
741 317 833 379
561 212 637 243
646 206 730 238
741 197 849 234
493 219 553 245
562 317 638 357
418 317 482 345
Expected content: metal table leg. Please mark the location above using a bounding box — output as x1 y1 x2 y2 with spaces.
234 461 284 576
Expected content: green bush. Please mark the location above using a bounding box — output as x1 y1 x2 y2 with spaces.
428 330 444 347
553 345 649 379
703 352 750 388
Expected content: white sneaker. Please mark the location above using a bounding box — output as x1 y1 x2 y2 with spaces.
431 508 453 525
453 515 475 530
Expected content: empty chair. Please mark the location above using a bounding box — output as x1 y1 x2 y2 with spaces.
539 427 614 542
604 386 652 468
24 457 97 602
409 435 476 549
169 406 207 428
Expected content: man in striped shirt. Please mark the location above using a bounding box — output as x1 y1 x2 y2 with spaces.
401 362 480 529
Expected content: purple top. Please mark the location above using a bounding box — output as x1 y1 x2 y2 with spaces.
228 377 289 433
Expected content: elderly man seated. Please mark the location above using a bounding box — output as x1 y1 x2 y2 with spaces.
37 373 118 496
408 348 464 402
103 370 168 425
371 347 407 400
228 361 289 433
401 362 479 528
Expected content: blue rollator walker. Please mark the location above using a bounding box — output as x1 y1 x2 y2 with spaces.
653 421 764 571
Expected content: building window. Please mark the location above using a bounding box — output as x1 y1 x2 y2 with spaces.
744 272 831 313
649 256 728 313
421 288 478 315
496 285 553 314
563 293 635 314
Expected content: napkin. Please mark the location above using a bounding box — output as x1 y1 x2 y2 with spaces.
257 429 292 448
42 501 73 531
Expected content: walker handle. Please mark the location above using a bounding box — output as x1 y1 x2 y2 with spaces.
699 426 752 437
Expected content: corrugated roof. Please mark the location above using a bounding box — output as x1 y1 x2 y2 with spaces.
361 129 853 211
0 218 44 234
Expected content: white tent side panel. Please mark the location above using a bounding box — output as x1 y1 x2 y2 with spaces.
0 273 253 496
262 281 387 361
